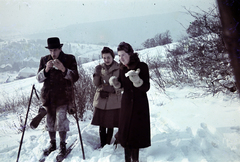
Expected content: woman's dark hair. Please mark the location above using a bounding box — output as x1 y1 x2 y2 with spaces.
101 46 115 58
118 42 140 69
117 42 134 54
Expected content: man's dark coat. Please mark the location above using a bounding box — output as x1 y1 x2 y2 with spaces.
37 52 79 114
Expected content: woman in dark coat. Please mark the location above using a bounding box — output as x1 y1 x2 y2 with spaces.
109 42 151 162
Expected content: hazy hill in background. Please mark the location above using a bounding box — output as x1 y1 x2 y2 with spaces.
25 12 193 48
0 11 194 82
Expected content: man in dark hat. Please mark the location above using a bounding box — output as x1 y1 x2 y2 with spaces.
36 37 79 160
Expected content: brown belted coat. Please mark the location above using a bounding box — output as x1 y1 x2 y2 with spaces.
93 61 122 110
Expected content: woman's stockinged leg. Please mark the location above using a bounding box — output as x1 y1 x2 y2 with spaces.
131 148 139 162
106 128 113 144
99 126 107 147
124 147 131 162
124 147 139 162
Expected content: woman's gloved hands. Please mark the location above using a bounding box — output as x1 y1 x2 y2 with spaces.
125 68 143 87
95 65 102 76
109 76 121 89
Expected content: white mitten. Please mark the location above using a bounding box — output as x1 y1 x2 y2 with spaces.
109 76 121 89
125 68 143 87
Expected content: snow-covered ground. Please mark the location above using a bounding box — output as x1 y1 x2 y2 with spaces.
1 45 240 162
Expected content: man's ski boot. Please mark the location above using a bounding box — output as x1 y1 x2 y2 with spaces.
30 106 47 129
56 141 67 162
43 140 56 156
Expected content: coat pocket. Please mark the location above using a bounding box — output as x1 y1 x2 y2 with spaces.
99 90 109 99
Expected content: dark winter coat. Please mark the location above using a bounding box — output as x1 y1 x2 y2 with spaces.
93 61 122 110
118 53 151 149
36 52 79 114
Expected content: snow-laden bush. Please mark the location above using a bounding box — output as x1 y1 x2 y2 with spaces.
165 6 236 95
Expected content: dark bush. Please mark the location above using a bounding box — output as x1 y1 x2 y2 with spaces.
142 30 173 48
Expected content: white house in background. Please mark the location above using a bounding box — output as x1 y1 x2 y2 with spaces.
16 67 37 79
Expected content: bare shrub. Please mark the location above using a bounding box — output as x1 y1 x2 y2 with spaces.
0 89 41 114
0 89 41 134
166 5 236 95
166 43 195 86
146 55 167 92
74 65 96 120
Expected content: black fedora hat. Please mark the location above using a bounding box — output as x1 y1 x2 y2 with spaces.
45 37 63 49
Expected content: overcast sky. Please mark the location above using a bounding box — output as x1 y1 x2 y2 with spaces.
0 0 216 37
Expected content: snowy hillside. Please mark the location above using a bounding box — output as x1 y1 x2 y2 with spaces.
0 45 240 162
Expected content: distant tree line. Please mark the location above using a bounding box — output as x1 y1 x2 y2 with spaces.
142 30 173 48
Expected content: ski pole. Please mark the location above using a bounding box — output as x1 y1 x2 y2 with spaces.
70 79 85 159
16 84 36 162
73 113 86 160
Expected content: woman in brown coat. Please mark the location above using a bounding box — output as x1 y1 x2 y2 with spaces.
91 47 122 148
110 42 151 162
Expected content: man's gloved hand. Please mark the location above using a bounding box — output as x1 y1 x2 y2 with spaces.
95 65 102 76
109 76 121 89
53 59 66 72
125 68 143 87
45 60 54 72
